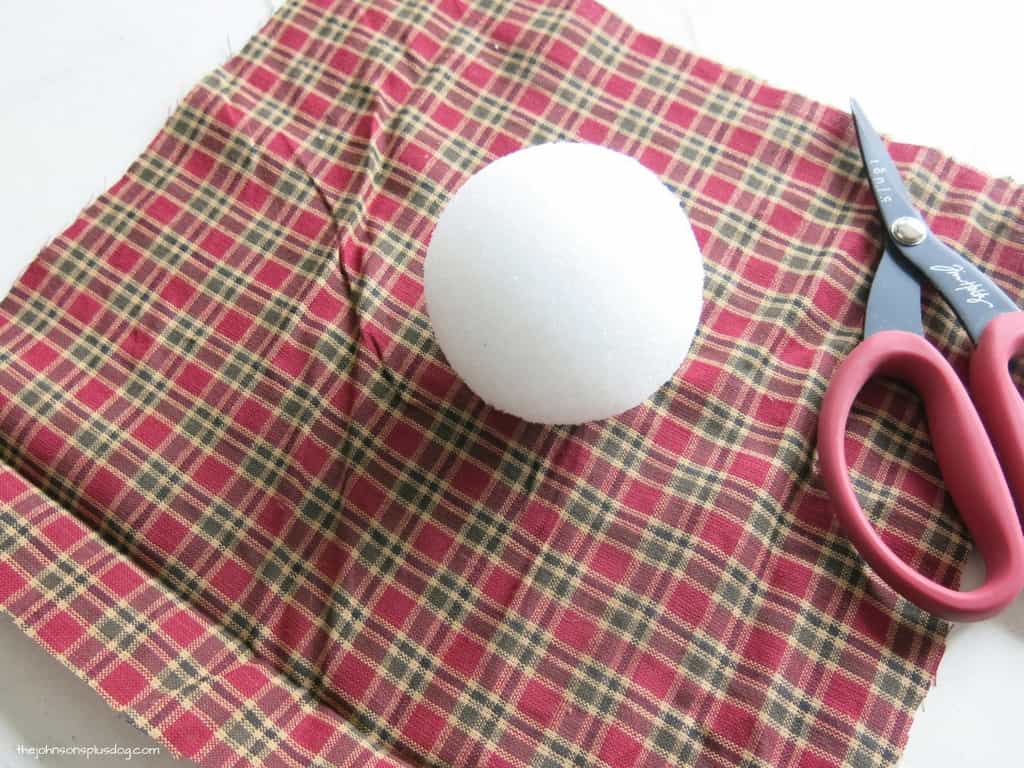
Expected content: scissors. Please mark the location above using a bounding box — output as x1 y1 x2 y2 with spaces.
818 100 1024 622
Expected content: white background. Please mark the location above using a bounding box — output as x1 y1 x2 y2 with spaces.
1 1 1021 766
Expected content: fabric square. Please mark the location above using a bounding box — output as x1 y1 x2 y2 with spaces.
0 3 1017 768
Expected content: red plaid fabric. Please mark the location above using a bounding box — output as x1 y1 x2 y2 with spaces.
2 0 1023 766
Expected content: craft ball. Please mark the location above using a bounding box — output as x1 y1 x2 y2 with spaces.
424 142 704 425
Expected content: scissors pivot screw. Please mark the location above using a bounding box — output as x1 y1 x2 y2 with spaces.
890 216 927 246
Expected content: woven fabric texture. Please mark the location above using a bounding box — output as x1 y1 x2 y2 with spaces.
2 0 1023 766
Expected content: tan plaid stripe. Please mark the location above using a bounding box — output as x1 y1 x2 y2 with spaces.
2 0 1023 766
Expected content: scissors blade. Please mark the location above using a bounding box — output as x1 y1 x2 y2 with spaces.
851 98 1019 343
850 99 922 229
865 240 924 338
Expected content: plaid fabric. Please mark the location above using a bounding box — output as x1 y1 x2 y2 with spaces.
2 0 1022 765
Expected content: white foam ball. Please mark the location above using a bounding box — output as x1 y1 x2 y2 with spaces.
424 142 704 425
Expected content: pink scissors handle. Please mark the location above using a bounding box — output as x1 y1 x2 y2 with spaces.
819 330 1024 622
972 312 1024 515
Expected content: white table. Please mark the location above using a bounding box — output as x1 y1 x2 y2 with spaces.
1 2 1021 766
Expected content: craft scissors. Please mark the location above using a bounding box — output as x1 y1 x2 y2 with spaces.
818 100 1024 622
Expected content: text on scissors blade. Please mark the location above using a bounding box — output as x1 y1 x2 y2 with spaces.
929 264 995 308
868 159 894 204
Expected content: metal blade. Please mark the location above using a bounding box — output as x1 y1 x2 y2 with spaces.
850 99 921 229
851 98 1018 343
865 241 924 338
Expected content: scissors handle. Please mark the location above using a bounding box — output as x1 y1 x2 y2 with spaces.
973 311 1024 514
819 330 1024 621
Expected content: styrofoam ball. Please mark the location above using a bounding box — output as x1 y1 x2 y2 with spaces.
424 142 704 425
